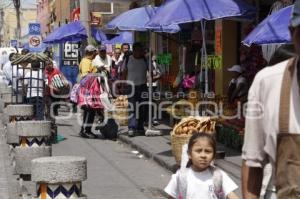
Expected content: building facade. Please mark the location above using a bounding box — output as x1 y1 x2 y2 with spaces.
2 8 37 46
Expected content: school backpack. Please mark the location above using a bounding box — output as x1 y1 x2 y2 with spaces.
176 167 224 199
97 117 119 140
177 144 225 199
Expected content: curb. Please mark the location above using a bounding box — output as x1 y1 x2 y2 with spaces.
118 134 239 176
118 134 178 173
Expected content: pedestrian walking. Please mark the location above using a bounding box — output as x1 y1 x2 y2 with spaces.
116 43 132 95
242 2 300 199
79 45 97 79
111 48 122 81
3 52 16 85
227 65 248 104
45 60 63 118
124 42 148 137
24 61 44 120
92 44 112 76
78 45 99 139
164 133 239 199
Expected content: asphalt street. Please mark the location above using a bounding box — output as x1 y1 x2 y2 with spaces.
47 115 171 199
0 112 242 198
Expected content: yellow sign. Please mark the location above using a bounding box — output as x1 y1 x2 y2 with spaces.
207 55 222 69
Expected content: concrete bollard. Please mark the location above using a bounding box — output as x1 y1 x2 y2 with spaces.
31 156 87 199
0 85 11 95
5 105 33 145
0 92 12 106
15 121 52 175
0 92 23 109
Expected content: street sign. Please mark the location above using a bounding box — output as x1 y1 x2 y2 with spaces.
10 40 18 47
29 35 42 48
29 23 41 35
28 23 41 49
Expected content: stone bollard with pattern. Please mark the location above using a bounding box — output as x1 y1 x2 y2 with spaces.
31 156 87 199
15 121 52 175
5 105 34 146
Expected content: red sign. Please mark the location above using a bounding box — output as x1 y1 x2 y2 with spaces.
71 8 80 22
29 35 41 48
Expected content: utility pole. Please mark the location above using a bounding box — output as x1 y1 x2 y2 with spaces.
0 9 4 46
80 0 91 42
12 0 21 40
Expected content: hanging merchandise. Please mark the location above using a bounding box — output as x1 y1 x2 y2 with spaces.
173 46 186 88
199 21 209 95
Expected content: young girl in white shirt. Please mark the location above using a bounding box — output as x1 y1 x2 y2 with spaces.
165 132 239 199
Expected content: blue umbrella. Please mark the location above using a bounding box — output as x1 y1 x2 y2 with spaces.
106 5 177 135
147 0 255 95
106 5 180 33
43 21 87 44
242 5 292 46
103 31 133 44
91 27 108 43
147 0 256 27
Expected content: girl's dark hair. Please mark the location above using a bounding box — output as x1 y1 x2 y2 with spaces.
186 132 217 168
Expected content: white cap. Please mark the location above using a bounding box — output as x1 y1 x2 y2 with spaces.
227 65 243 73
85 45 97 52
291 0 300 27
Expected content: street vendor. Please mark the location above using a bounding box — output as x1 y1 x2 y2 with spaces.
227 64 248 104
78 45 99 139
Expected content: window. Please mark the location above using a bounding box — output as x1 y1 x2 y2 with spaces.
90 2 113 14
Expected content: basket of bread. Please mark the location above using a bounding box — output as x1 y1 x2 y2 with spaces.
113 95 128 108
171 116 216 164
112 95 129 126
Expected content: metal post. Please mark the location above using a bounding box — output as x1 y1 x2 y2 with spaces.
145 31 161 136
80 0 91 42
148 31 152 130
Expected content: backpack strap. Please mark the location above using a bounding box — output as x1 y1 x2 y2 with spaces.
176 169 187 199
210 166 225 199
176 166 225 199
279 58 295 133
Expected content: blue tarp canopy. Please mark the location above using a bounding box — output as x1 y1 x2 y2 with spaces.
91 27 108 43
106 5 180 33
103 31 133 44
147 0 256 27
43 21 87 44
242 5 292 46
